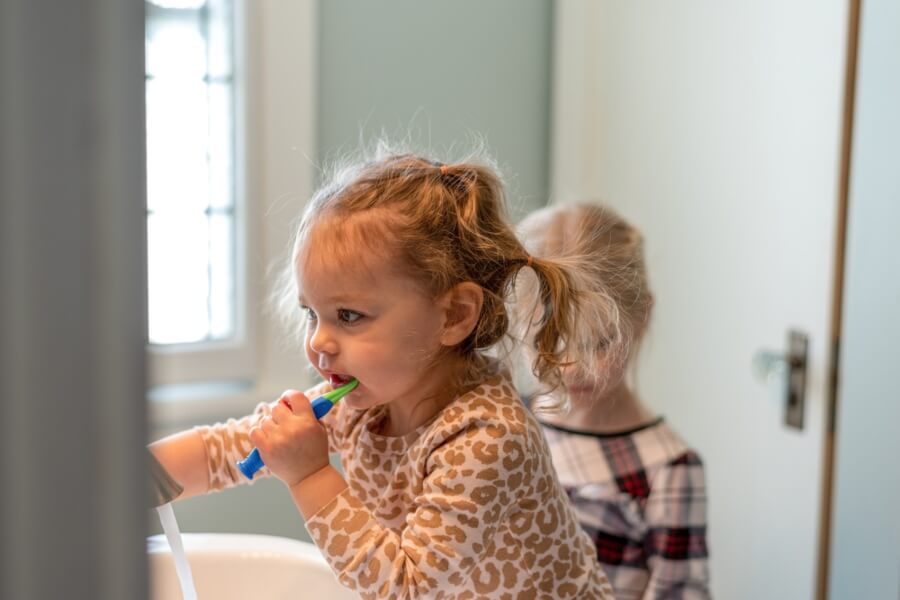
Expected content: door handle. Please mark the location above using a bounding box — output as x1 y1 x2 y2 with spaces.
753 330 809 430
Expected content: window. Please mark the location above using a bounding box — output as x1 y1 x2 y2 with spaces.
145 0 254 386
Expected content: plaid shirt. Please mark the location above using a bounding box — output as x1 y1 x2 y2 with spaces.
541 418 710 600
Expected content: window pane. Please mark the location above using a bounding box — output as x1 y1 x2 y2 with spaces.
145 0 237 347
145 10 206 81
147 0 206 9
147 211 211 344
206 0 234 80
209 211 235 339
208 81 233 211
146 78 209 214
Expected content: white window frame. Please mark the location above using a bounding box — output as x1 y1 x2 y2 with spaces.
147 0 255 387
147 0 316 398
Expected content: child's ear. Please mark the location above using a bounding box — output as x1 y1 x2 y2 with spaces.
437 282 484 347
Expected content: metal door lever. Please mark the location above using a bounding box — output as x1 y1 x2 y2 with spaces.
753 330 809 430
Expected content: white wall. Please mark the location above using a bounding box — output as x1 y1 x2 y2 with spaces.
828 0 900 597
551 2 848 598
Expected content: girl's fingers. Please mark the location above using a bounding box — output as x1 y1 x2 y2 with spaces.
282 390 312 416
260 415 277 434
277 389 299 408
271 402 291 424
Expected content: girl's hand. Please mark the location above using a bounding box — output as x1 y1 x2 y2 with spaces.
248 390 330 487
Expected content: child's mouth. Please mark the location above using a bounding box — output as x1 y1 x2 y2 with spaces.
329 373 353 387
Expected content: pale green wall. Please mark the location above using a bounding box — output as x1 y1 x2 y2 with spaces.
317 0 554 218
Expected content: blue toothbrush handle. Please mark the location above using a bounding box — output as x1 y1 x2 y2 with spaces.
236 397 335 479
311 396 334 419
236 448 264 480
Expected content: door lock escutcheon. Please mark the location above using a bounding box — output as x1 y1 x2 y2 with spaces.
753 330 809 430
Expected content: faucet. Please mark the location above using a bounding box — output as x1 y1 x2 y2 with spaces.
148 449 183 507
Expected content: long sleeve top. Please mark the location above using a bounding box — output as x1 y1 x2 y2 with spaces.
196 371 615 599
541 418 711 600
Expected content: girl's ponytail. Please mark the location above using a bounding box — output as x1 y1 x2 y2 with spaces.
517 203 648 412
521 252 629 410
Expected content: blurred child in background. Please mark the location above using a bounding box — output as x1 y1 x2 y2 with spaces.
518 203 710 600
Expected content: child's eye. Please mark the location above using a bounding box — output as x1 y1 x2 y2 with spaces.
300 305 317 321
337 308 364 325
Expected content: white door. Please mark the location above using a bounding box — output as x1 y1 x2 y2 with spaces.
551 2 849 599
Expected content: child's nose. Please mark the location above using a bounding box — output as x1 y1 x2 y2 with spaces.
308 322 339 356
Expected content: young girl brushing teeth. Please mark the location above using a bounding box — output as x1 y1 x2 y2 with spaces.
150 151 618 598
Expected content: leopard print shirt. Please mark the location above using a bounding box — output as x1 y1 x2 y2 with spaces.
196 372 614 599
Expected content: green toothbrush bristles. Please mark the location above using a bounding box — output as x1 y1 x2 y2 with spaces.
323 378 359 403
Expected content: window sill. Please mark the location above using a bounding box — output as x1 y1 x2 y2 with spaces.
148 379 294 430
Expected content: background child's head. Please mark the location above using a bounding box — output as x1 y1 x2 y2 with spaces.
517 203 652 406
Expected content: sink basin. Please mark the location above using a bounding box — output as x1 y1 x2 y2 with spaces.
148 533 356 599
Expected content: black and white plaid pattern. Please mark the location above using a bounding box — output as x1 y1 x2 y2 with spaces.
541 418 711 600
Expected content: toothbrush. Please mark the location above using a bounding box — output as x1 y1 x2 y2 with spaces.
236 378 358 480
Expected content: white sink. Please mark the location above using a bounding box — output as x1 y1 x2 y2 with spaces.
148 533 357 599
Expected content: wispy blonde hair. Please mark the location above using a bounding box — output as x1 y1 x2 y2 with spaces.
275 145 630 396
516 203 652 411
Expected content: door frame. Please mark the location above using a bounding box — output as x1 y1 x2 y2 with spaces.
815 0 861 598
